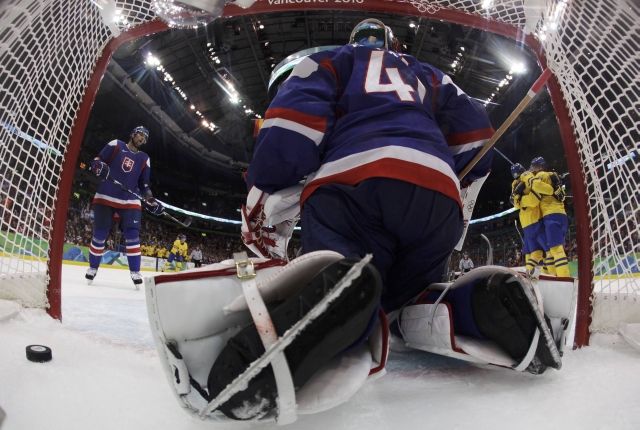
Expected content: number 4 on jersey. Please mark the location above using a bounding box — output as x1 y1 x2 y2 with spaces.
364 51 416 102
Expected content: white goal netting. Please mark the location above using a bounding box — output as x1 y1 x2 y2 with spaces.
0 0 156 311
0 0 638 344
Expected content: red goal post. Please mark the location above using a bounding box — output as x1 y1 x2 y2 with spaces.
0 0 637 348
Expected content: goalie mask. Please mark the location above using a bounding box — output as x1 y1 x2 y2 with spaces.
349 18 395 50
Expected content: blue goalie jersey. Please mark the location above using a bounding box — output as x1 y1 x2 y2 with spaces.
247 44 495 208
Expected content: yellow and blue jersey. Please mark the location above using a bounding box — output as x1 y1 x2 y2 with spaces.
512 171 542 228
170 239 188 257
529 171 566 216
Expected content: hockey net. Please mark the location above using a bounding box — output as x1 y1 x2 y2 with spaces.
0 0 637 346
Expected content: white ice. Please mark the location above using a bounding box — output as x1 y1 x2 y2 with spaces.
1 264 639 430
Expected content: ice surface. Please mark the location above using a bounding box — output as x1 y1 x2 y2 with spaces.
1 264 639 430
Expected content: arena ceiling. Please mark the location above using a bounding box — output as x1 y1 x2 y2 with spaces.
86 8 562 214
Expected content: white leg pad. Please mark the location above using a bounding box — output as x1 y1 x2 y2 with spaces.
145 250 388 423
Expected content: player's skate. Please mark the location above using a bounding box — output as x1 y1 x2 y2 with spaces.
85 267 98 285
207 258 382 420
130 271 143 289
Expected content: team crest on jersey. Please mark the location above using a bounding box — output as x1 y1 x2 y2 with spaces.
122 157 135 172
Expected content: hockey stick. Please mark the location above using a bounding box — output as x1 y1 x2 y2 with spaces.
458 68 553 181
79 162 193 228
493 147 516 165
200 254 373 419
514 219 524 245
480 233 493 265
452 69 552 251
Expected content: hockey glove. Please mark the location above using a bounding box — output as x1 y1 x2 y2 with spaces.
513 181 526 198
143 197 165 215
553 185 566 202
90 159 109 180
241 185 302 260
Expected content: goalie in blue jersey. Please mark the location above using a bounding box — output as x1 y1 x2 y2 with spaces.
204 19 561 421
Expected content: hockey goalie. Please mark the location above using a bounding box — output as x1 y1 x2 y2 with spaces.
145 18 574 424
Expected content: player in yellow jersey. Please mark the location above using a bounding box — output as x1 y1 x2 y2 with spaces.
163 233 189 271
510 163 546 276
528 157 570 277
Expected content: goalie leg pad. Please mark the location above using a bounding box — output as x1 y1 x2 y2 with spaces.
471 273 539 362
471 271 561 373
402 266 562 374
207 258 382 420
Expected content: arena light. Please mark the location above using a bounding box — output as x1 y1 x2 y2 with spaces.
145 53 161 67
469 207 517 224
1 121 63 157
145 50 220 134
481 0 493 9
509 61 527 74
607 150 638 170
166 202 517 228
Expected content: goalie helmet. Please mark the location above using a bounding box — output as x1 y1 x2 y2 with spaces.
131 126 149 143
510 163 525 179
178 233 186 241
529 156 547 171
349 18 396 50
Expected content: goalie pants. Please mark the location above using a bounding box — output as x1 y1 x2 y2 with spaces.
301 178 463 312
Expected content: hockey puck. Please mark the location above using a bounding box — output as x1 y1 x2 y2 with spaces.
26 345 52 362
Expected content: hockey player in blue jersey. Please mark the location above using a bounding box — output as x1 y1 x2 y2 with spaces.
85 126 164 287
205 19 499 420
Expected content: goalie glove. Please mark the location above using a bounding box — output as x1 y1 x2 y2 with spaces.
241 185 302 260
90 159 109 180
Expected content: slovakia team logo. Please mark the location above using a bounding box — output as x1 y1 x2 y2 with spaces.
122 157 135 172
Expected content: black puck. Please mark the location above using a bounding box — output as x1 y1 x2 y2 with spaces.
26 345 52 362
